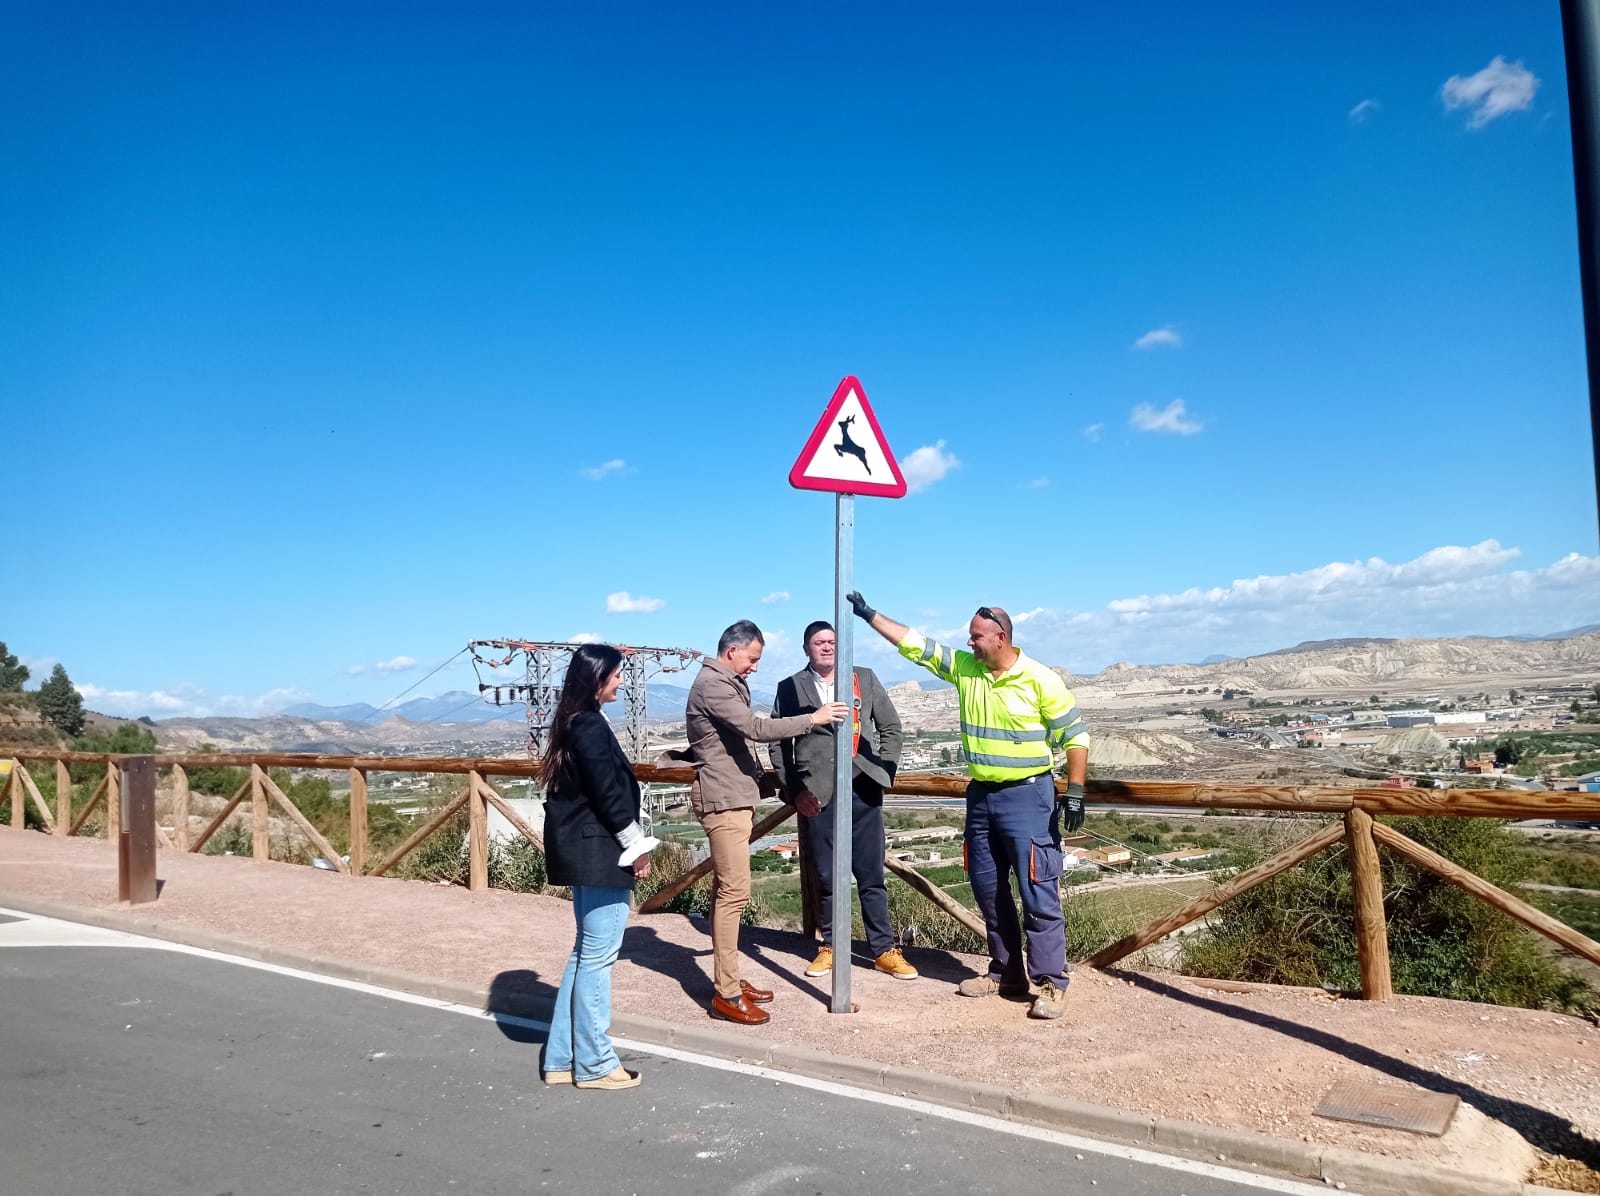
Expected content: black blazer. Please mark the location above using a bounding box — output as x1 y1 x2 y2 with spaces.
544 709 642 890
767 666 903 807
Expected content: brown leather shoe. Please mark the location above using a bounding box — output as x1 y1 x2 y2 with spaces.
710 993 771 1025
740 979 774 1004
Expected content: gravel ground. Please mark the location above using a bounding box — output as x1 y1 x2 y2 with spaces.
3 827 1597 1186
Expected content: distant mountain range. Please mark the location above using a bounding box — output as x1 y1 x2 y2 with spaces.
271 626 1600 729
117 627 1600 757
1083 630 1600 695
279 681 779 727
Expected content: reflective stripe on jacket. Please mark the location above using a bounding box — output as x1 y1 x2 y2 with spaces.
898 629 1089 783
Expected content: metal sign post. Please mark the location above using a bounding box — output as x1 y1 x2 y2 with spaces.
790 376 907 1015
117 755 158 905
831 492 855 1013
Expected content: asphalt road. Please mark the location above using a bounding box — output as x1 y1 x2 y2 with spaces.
0 915 1324 1196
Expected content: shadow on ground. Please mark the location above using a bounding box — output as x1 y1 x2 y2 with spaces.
1120 970 1600 1167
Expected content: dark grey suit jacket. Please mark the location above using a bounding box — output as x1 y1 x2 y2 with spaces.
768 666 903 807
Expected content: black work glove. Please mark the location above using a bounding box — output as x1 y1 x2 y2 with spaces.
846 590 876 622
1058 782 1085 833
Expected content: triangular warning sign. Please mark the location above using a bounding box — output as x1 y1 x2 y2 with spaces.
789 376 907 498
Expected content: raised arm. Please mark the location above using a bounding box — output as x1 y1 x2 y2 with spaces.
847 590 910 646
848 590 962 684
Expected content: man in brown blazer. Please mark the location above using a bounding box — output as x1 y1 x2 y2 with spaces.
684 619 846 1025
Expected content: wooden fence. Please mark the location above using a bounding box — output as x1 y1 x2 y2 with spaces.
5 748 1600 1001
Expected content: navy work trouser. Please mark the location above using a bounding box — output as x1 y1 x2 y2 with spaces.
964 771 1069 989
799 780 893 957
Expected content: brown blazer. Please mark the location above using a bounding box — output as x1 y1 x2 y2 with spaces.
683 657 812 815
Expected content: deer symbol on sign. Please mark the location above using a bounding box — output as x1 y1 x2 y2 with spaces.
834 415 871 475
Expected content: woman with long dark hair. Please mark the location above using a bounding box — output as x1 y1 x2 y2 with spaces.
540 643 656 1091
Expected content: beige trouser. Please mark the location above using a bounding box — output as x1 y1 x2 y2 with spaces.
701 808 753 1000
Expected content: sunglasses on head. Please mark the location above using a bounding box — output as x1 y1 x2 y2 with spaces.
976 607 1006 631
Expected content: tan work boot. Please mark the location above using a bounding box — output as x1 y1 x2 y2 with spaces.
575 1066 641 1090
1028 979 1066 1020
874 948 919 980
805 946 833 977
542 1069 573 1086
957 975 1031 998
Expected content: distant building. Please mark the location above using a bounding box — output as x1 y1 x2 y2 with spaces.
1433 710 1487 725
1378 775 1417 788
1153 847 1217 864
1086 846 1132 868
1387 714 1435 729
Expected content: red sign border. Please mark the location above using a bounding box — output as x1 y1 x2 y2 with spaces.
788 375 908 498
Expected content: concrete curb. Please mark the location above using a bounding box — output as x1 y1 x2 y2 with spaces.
1 891 1585 1196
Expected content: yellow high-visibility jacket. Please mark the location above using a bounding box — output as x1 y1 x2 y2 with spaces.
898 629 1089 783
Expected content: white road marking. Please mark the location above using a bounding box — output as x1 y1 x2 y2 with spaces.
0 906 1345 1195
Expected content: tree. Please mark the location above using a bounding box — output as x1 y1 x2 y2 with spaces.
35 663 85 737
0 642 27 691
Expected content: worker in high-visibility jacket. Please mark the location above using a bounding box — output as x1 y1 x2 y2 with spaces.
848 591 1088 1021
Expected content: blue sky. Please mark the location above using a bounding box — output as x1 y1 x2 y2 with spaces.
4 2 1597 719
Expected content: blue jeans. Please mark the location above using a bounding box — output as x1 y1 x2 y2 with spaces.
965 772 1069 988
543 885 631 1081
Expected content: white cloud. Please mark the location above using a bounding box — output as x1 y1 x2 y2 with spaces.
760 591 790 606
1020 477 1051 490
76 682 312 720
901 440 959 493
1006 541 1600 674
1442 57 1539 129
1081 424 1104 443
1347 99 1380 124
347 655 418 677
569 632 602 644
579 458 630 481
1133 326 1182 350
1130 399 1204 435
606 591 666 613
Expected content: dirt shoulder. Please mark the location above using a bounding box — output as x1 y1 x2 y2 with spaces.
3 828 1597 1188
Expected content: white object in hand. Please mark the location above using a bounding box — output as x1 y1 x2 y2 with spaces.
616 820 660 867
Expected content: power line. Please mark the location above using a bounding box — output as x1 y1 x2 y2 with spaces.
358 648 469 725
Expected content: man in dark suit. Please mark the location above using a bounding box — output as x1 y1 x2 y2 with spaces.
769 620 915 980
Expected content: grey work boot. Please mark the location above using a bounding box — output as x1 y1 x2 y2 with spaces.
957 975 1031 998
1027 979 1066 1020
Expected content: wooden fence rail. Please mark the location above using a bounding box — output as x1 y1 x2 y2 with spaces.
4 748 1600 1002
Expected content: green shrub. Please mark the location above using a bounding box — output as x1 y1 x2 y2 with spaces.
1180 816 1596 1011
490 836 547 893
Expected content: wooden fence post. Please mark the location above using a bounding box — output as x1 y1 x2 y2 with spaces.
349 768 367 876
251 764 269 861
798 826 820 940
172 765 190 851
5 768 18 829
106 762 121 839
1345 808 1393 1001
467 770 489 892
56 761 71 834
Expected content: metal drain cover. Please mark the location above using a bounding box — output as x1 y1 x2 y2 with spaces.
1314 1079 1459 1136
